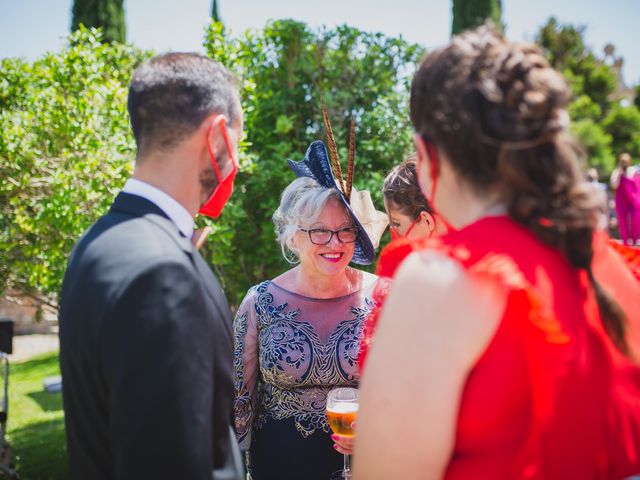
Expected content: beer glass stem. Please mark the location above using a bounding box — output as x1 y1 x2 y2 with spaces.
343 454 350 478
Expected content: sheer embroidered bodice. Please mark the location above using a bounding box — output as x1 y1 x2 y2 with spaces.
233 280 374 448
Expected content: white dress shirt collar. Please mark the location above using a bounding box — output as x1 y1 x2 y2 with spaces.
122 178 194 239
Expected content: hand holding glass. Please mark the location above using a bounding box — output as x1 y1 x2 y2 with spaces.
326 387 358 479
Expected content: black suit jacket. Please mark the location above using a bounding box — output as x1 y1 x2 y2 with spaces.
59 192 243 480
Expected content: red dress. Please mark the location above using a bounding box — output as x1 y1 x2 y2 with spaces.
359 216 640 479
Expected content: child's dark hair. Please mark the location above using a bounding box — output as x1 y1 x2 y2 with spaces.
383 156 433 220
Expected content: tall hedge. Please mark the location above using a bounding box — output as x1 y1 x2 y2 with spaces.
0 27 148 306
452 0 502 35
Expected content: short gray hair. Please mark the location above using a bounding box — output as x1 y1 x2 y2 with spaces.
273 177 343 263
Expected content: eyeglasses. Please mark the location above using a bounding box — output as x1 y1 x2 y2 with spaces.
299 226 359 245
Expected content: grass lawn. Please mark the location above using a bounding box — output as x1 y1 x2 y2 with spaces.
8 351 67 480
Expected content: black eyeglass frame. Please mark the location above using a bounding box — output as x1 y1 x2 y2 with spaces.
298 226 359 245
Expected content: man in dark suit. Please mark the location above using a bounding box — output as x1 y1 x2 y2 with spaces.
59 53 244 480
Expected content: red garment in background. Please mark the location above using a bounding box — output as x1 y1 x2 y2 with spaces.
359 217 640 479
614 173 640 245
604 239 640 282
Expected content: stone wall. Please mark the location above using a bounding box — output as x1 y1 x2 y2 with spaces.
0 291 58 335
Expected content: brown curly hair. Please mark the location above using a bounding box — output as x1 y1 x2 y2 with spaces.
383 156 433 220
409 25 628 355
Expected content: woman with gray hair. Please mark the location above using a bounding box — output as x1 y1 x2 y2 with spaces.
233 139 386 480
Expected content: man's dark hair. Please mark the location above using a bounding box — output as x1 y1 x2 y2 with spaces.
127 52 239 157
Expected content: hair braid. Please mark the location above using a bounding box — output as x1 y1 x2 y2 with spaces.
409 25 629 356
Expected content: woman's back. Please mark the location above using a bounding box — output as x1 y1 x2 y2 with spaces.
354 25 639 480
435 216 639 479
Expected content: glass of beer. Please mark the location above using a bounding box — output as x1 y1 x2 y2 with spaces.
326 387 358 479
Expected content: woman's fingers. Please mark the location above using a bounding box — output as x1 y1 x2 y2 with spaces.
334 443 352 455
331 434 355 455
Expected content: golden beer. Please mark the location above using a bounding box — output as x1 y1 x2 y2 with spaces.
326 401 358 437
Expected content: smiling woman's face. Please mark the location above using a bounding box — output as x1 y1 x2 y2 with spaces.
292 198 356 278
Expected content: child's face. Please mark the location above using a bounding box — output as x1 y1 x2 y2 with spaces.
384 200 435 239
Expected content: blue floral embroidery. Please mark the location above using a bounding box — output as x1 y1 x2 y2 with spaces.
234 281 372 440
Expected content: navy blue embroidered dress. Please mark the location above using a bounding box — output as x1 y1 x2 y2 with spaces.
233 280 374 480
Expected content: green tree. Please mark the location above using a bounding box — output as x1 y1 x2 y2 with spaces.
570 120 615 174
535 17 638 175
212 0 221 22
0 27 148 306
536 18 617 110
1 21 421 308
536 18 585 70
451 0 502 35
71 0 126 43
602 104 640 158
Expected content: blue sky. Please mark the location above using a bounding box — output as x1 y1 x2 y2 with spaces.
1 0 638 85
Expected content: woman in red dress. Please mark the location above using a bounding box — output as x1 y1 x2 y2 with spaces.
354 26 640 479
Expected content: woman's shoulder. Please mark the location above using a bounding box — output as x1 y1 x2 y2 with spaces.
237 280 273 308
349 268 378 296
391 250 507 364
269 267 298 291
392 250 506 318
399 250 468 291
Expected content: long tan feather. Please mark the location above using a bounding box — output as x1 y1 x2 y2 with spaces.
322 108 345 193
346 116 355 201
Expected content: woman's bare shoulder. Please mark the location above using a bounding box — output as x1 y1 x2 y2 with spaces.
384 250 507 366
270 267 297 290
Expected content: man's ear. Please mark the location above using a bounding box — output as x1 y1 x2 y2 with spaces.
205 114 227 149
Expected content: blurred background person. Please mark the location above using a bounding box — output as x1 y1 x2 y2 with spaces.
355 26 640 479
586 167 610 231
610 152 640 245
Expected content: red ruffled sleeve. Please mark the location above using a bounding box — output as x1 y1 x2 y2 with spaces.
357 237 422 371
